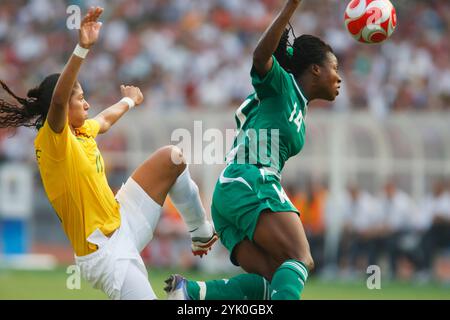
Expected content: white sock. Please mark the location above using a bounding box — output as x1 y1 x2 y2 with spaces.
168 167 210 237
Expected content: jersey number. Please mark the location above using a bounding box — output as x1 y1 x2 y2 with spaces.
289 102 303 133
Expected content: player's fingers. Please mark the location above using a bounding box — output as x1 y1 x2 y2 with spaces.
82 7 95 24
88 7 97 20
87 7 101 22
81 14 90 25
93 7 104 21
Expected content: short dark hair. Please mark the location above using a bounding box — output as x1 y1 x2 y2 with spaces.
274 29 334 77
0 74 60 130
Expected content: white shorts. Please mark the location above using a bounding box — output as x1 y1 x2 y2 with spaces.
75 178 162 300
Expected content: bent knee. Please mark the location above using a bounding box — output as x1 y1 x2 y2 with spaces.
287 254 314 273
277 248 315 272
300 254 315 272
260 264 278 282
157 145 186 175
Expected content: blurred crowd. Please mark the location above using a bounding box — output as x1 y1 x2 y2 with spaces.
0 0 449 116
291 178 450 282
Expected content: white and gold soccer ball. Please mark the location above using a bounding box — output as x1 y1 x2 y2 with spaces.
344 0 397 44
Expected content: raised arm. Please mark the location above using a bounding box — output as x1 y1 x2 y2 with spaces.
253 0 302 77
94 85 144 134
47 7 103 133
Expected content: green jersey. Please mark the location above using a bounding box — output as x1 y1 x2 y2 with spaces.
226 56 309 177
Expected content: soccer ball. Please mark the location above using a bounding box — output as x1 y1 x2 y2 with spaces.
344 0 397 44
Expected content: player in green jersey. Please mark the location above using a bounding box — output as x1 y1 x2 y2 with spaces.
165 0 341 300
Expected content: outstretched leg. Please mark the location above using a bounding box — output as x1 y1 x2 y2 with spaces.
165 273 271 300
131 146 186 206
165 239 278 300
131 145 216 255
167 149 217 256
187 239 278 300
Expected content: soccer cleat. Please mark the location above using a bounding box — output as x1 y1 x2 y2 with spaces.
164 274 190 300
191 233 218 258
189 221 219 258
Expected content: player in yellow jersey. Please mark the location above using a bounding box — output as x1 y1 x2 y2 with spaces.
0 7 217 300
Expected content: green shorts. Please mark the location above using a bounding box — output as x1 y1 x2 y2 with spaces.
211 164 299 266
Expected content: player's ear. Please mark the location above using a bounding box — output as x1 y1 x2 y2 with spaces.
311 64 321 77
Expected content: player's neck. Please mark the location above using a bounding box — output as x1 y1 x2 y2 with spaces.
296 74 317 102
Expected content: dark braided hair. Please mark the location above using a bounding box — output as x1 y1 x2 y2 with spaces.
274 26 334 78
0 74 60 130
274 29 293 73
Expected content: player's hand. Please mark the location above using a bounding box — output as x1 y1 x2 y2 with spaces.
121 85 144 106
79 7 104 49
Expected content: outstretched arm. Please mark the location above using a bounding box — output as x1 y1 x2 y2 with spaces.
48 7 103 133
253 0 302 77
94 85 144 134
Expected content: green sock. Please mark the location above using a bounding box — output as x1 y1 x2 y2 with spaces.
186 273 271 300
270 260 309 300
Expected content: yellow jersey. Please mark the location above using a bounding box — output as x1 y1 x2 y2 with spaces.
34 119 121 257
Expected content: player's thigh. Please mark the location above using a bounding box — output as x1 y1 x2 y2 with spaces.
131 145 186 206
212 176 262 238
213 207 277 280
234 239 279 281
253 210 314 271
120 262 157 300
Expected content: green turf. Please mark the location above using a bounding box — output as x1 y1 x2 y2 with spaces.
0 268 449 300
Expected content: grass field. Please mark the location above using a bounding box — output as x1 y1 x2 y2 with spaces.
1 268 449 300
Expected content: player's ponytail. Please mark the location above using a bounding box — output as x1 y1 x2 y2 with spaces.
0 74 60 130
274 29 294 74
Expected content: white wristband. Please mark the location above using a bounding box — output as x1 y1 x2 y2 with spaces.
73 44 89 59
120 97 136 109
